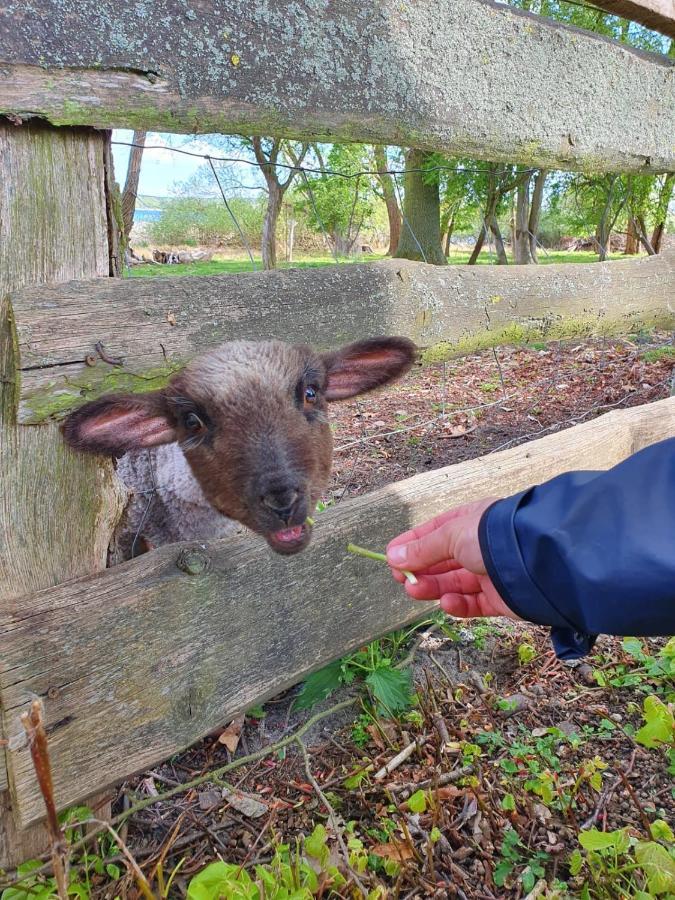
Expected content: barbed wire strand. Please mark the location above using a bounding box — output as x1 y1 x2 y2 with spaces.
113 140 537 180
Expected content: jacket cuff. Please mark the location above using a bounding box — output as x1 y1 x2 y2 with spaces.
478 495 597 657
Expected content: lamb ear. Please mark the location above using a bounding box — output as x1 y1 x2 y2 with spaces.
321 336 417 401
61 392 177 455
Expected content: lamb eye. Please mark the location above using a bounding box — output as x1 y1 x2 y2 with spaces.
184 412 205 432
304 386 318 405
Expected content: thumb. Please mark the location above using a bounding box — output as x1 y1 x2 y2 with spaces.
387 518 462 573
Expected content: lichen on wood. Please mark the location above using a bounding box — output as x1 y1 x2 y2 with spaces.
0 0 673 172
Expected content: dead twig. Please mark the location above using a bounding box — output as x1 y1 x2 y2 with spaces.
374 734 431 781
21 699 69 900
295 737 369 896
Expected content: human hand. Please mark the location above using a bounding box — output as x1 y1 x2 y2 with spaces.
386 499 520 620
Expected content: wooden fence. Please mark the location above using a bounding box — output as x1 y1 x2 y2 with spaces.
1 0 674 868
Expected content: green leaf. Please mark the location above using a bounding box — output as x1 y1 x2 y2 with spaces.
294 661 343 711
521 866 536 893
650 820 675 843
407 790 427 813
579 828 628 852
635 841 675 895
105 863 121 880
430 826 442 844
304 824 329 865
635 695 674 749
365 666 412 714
569 849 584 876
501 793 516 811
493 860 513 887
187 861 257 900
622 637 646 661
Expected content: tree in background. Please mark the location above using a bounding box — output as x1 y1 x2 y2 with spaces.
121 130 147 245
512 168 548 264
370 145 401 256
249 137 309 269
649 174 673 254
299 144 374 256
394 149 446 265
467 164 529 265
437 159 481 257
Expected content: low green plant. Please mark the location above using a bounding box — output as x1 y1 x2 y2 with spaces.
642 345 675 363
569 823 675 898
493 826 549 893
1 807 121 900
593 638 674 698
186 825 347 899
294 620 435 715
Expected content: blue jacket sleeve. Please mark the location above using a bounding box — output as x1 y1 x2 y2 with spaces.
477 437 675 660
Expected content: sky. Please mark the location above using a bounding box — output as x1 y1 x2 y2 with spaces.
111 130 263 200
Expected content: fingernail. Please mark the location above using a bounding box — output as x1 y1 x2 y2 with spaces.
387 545 408 566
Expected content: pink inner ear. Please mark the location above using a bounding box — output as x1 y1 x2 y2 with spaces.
325 346 411 400
81 408 176 448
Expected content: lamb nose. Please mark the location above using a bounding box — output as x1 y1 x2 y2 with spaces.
261 488 300 519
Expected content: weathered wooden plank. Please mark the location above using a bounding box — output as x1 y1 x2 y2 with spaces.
12 251 675 424
1 0 674 172
2 396 674 829
588 0 675 39
0 121 123 865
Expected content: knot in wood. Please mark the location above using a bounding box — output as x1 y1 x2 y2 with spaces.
47 686 60 700
175 548 211 576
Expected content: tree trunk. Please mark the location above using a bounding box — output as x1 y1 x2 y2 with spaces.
625 217 639 255
394 149 446 265
373 145 402 256
468 223 488 265
121 130 146 244
286 216 296 262
262 182 282 270
528 169 547 263
513 173 532 264
634 214 656 256
489 216 509 265
596 178 616 262
443 213 455 257
651 174 673 254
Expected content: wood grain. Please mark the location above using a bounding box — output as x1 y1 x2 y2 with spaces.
1 0 674 171
588 0 675 38
0 121 122 866
2 397 674 829
12 251 675 423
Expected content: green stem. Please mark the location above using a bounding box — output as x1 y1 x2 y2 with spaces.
347 543 418 584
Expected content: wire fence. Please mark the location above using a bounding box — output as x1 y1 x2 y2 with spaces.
115 139 623 268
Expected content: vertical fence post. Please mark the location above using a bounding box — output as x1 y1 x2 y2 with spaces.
0 120 125 868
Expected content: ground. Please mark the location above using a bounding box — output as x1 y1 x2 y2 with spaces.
124 248 633 278
5 335 674 900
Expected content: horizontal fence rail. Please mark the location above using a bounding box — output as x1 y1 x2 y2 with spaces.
2 396 674 828
9 253 675 424
1 0 674 172
588 0 675 38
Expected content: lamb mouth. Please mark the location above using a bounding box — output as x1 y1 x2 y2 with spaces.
266 522 312 555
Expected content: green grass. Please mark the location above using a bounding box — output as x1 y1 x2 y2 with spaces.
642 345 675 363
127 248 631 278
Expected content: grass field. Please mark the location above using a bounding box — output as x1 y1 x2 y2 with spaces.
127 248 630 277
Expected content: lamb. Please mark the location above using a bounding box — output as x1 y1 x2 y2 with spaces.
62 336 416 561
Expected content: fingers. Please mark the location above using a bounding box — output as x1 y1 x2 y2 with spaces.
387 505 473 550
388 518 462 572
